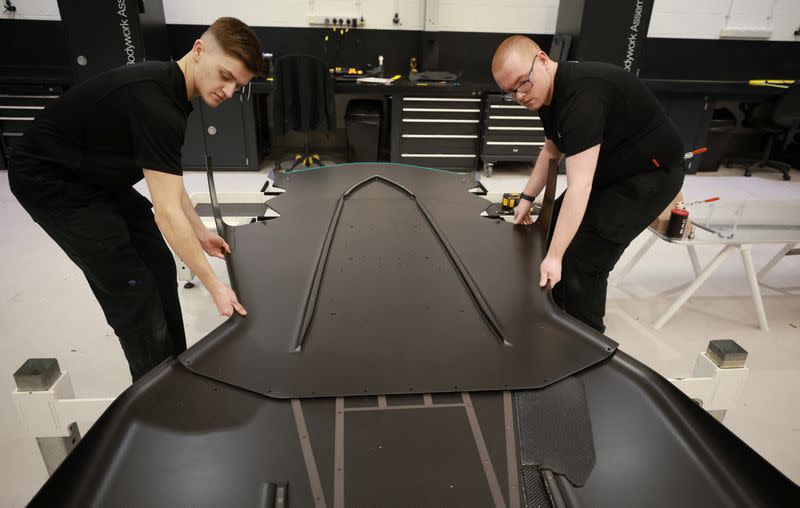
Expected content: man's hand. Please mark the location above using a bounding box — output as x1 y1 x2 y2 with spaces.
539 254 562 288
199 231 231 260
514 200 534 225
144 170 246 318
208 281 248 317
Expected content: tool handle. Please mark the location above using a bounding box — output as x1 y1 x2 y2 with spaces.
683 147 708 159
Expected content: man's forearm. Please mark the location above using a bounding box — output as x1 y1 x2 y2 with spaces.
524 148 558 199
155 206 220 289
181 190 208 238
547 185 591 259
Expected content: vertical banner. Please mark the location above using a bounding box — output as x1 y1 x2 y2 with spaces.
555 0 656 75
57 0 164 83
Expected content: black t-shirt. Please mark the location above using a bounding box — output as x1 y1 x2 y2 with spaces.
538 61 683 186
10 61 192 207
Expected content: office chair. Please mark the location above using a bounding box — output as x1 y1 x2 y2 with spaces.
272 54 337 171
737 81 799 181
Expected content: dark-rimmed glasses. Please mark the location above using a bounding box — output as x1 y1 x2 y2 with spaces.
500 56 536 102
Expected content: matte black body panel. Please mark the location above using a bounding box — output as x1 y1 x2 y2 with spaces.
27 163 799 506
29 355 799 506
180 164 617 398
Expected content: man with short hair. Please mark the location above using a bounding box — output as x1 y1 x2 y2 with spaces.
9 17 263 380
492 35 685 333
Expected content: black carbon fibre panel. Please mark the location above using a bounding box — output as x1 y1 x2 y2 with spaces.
522 467 552 508
26 164 799 507
515 377 595 486
180 163 617 398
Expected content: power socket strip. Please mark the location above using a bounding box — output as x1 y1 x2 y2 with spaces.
308 15 364 28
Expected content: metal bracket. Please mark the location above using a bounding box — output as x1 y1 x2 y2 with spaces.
12 359 114 475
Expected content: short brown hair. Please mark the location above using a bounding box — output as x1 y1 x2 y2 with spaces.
204 17 264 76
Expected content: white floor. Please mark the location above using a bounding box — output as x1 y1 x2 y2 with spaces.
1 163 798 506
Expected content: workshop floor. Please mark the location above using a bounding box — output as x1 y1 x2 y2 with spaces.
1 163 798 506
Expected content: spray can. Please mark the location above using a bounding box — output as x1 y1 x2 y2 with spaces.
666 202 689 238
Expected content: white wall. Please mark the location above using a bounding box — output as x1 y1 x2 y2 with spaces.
161 0 554 33
0 0 59 20
0 0 551 33
162 0 426 30
0 0 427 30
649 0 800 41
433 0 558 33
2 0 798 42
162 0 555 32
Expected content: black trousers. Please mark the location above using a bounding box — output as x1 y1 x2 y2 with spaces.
548 163 685 333
13 186 187 382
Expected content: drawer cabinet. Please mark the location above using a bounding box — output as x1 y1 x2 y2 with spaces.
390 95 482 171
481 94 545 176
0 91 61 169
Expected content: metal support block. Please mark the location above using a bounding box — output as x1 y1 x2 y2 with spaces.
13 359 75 437
13 359 79 475
706 339 748 368
13 358 61 391
12 358 115 476
36 422 81 475
669 340 749 421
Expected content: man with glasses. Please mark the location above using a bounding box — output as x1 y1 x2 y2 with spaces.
8 18 262 381
491 35 684 333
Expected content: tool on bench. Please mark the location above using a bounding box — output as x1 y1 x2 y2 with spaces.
666 202 689 238
501 193 522 211
666 197 719 239
680 197 720 207
651 147 708 168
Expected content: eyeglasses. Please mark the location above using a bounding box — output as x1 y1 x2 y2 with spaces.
501 55 537 102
